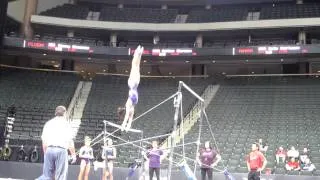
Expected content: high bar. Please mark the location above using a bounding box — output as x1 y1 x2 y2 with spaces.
105 121 143 133
179 81 204 102
109 133 171 148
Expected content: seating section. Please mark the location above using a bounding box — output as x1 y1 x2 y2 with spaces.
0 68 79 142
39 4 89 19
77 76 209 166
260 3 320 20
99 7 178 23
38 3 320 23
204 38 296 48
177 77 320 175
186 6 248 23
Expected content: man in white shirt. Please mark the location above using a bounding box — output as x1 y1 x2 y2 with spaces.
36 106 76 180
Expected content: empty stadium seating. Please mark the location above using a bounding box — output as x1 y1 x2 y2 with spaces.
39 4 89 19
99 7 178 23
0 68 79 142
177 77 320 175
38 2 320 24
260 3 320 20
186 6 248 23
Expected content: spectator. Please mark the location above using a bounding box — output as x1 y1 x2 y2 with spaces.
300 148 310 167
301 158 316 172
258 139 268 153
276 147 286 164
287 146 299 159
285 157 300 171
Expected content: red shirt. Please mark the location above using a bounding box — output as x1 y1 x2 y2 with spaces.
287 161 299 169
247 150 266 170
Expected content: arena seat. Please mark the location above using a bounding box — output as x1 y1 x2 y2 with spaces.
0 68 79 142
260 3 320 20
38 2 320 24
179 77 320 175
99 7 178 23
186 6 248 23
39 4 89 19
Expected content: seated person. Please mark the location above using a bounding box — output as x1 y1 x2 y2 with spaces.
287 146 299 159
301 158 316 172
258 139 268 153
276 147 286 164
285 157 300 171
300 147 310 166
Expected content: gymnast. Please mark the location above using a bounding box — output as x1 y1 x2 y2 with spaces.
102 138 117 180
119 45 144 132
78 136 94 180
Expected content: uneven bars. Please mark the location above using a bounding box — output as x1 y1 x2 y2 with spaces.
179 81 204 102
133 92 179 122
105 121 142 133
110 133 171 148
90 131 104 144
95 92 178 142
102 129 225 173
160 141 198 150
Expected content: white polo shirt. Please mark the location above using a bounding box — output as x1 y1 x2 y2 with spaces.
41 116 73 149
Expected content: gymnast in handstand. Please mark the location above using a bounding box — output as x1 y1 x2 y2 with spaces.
78 136 94 180
119 45 144 131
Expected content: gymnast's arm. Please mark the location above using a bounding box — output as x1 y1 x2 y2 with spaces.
89 148 94 159
101 147 106 160
68 139 76 158
212 154 221 167
79 146 85 158
109 147 117 159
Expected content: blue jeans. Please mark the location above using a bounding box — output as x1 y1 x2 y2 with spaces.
36 146 68 180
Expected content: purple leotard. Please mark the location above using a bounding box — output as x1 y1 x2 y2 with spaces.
128 80 139 105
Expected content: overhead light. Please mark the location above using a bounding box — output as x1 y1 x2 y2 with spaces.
53 64 60 68
125 70 128 73
147 72 151 74
185 61 190 63
222 72 226 75
103 69 106 72
43 53 47 56
143 60 147 63
88 72 91 75
245 59 249 62
316 76 319 78
88 57 91 60
169 72 172 75
280 58 284 62
251 72 255 74
212 60 216 63
117 60 121 62
81 70 84 73
160 60 164 63
317 70 320 73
